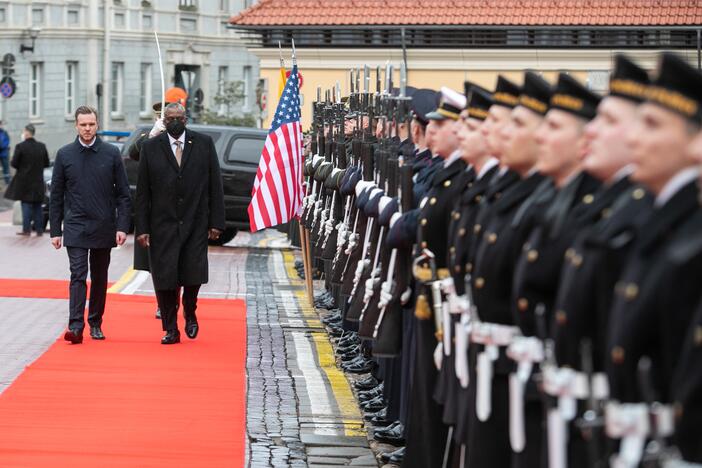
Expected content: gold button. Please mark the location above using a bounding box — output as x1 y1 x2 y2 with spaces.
565 248 575 260
583 194 594 204
459 228 466 236
624 283 638 301
695 326 702 346
466 262 473 273
517 298 529 312
475 195 482 202
601 208 613 219
571 254 583 268
444 180 452 187
475 277 485 289
611 346 625 364
455 265 462 273
474 224 481 234
468 182 473 188
430 197 437 205
527 249 539 262
450 246 456 253
421 241 427 248
633 188 645 200
420 218 427 226
487 232 497 244
555 310 567 325
453 212 461 220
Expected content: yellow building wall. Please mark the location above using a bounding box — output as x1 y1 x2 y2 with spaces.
260 66 587 131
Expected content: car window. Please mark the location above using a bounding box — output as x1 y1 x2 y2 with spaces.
225 137 265 165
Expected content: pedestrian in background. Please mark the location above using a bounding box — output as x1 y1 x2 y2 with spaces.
0 120 10 185
49 106 132 344
4 124 49 236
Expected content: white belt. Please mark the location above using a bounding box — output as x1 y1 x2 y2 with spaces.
472 322 520 423
542 366 610 401
606 401 675 468
507 336 544 454
471 322 520 347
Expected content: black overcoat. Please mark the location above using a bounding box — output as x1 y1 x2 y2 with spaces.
49 137 132 248
135 129 225 290
4 137 50 202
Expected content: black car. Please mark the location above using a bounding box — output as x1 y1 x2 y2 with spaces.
120 124 267 245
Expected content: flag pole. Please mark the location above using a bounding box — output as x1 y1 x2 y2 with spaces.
154 32 165 116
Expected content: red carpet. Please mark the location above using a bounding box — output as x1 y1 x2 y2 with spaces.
0 283 247 467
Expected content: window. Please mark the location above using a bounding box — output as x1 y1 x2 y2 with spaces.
110 62 124 116
244 0 256 7
219 0 229 10
114 12 125 28
225 137 265 165
180 18 196 32
139 63 152 115
142 14 152 29
29 63 42 119
65 62 77 117
243 66 252 111
0 8 6 23
67 9 79 26
179 0 196 7
32 8 44 25
217 66 228 115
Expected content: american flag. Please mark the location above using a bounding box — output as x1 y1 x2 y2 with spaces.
248 64 304 232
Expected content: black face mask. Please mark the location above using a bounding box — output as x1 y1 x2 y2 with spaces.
166 119 186 138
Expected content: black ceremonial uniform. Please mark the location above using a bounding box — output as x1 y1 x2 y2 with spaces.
404 157 470 468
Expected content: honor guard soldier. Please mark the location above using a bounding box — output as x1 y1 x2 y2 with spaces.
467 71 553 468
605 52 702 468
404 87 470 468
544 55 653 468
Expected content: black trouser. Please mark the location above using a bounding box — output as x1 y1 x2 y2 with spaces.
155 285 200 332
66 247 111 331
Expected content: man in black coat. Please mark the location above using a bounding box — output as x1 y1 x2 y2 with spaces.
4 124 49 235
50 106 132 344
135 103 225 345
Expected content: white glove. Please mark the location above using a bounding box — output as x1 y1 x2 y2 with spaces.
363 277 378 303
149 118 166 138
448 294 470 315
336 222 348 247
440 277 456 296
378 281 394 308
345 233 359 255
324 217 335 235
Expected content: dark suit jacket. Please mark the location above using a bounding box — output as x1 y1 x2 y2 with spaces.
135 129 225 290
4 137 50 203
49 137 131 248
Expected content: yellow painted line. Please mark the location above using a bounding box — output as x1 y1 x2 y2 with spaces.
311 331 366 436
107 267 136 294
282 250 303 283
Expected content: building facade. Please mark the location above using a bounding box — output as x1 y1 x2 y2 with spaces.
230 0 702 130
0 0 258 155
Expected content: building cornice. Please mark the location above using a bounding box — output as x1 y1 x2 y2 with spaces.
251 47 698 71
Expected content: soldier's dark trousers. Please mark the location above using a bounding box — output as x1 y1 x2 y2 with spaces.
67 247 111 331
156 285 200 332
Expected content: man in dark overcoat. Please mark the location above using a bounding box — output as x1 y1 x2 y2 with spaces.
135 103 225 344
50 106 132 343
4 124 50 235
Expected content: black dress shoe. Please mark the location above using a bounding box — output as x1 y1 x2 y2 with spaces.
380 446 406 464
355 375 380 390
89 326 105 340
374 422 405 445
185 320 199 339
155 308 161 319
344 358 377 374
374 420 400 433
359 385 384 400
363 407 386 422
361 396 386 412
63 329 83 344
389 446 405 463
161 330 180 344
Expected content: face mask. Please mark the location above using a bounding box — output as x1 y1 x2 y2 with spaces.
166 119 185 138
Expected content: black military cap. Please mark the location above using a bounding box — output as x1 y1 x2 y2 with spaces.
426 87 466 121
465 84 493 121
519 71 552 116
550 73 601 120
411 88 439 125
646 52 702 123
493 75 520 108
608 55 649 103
